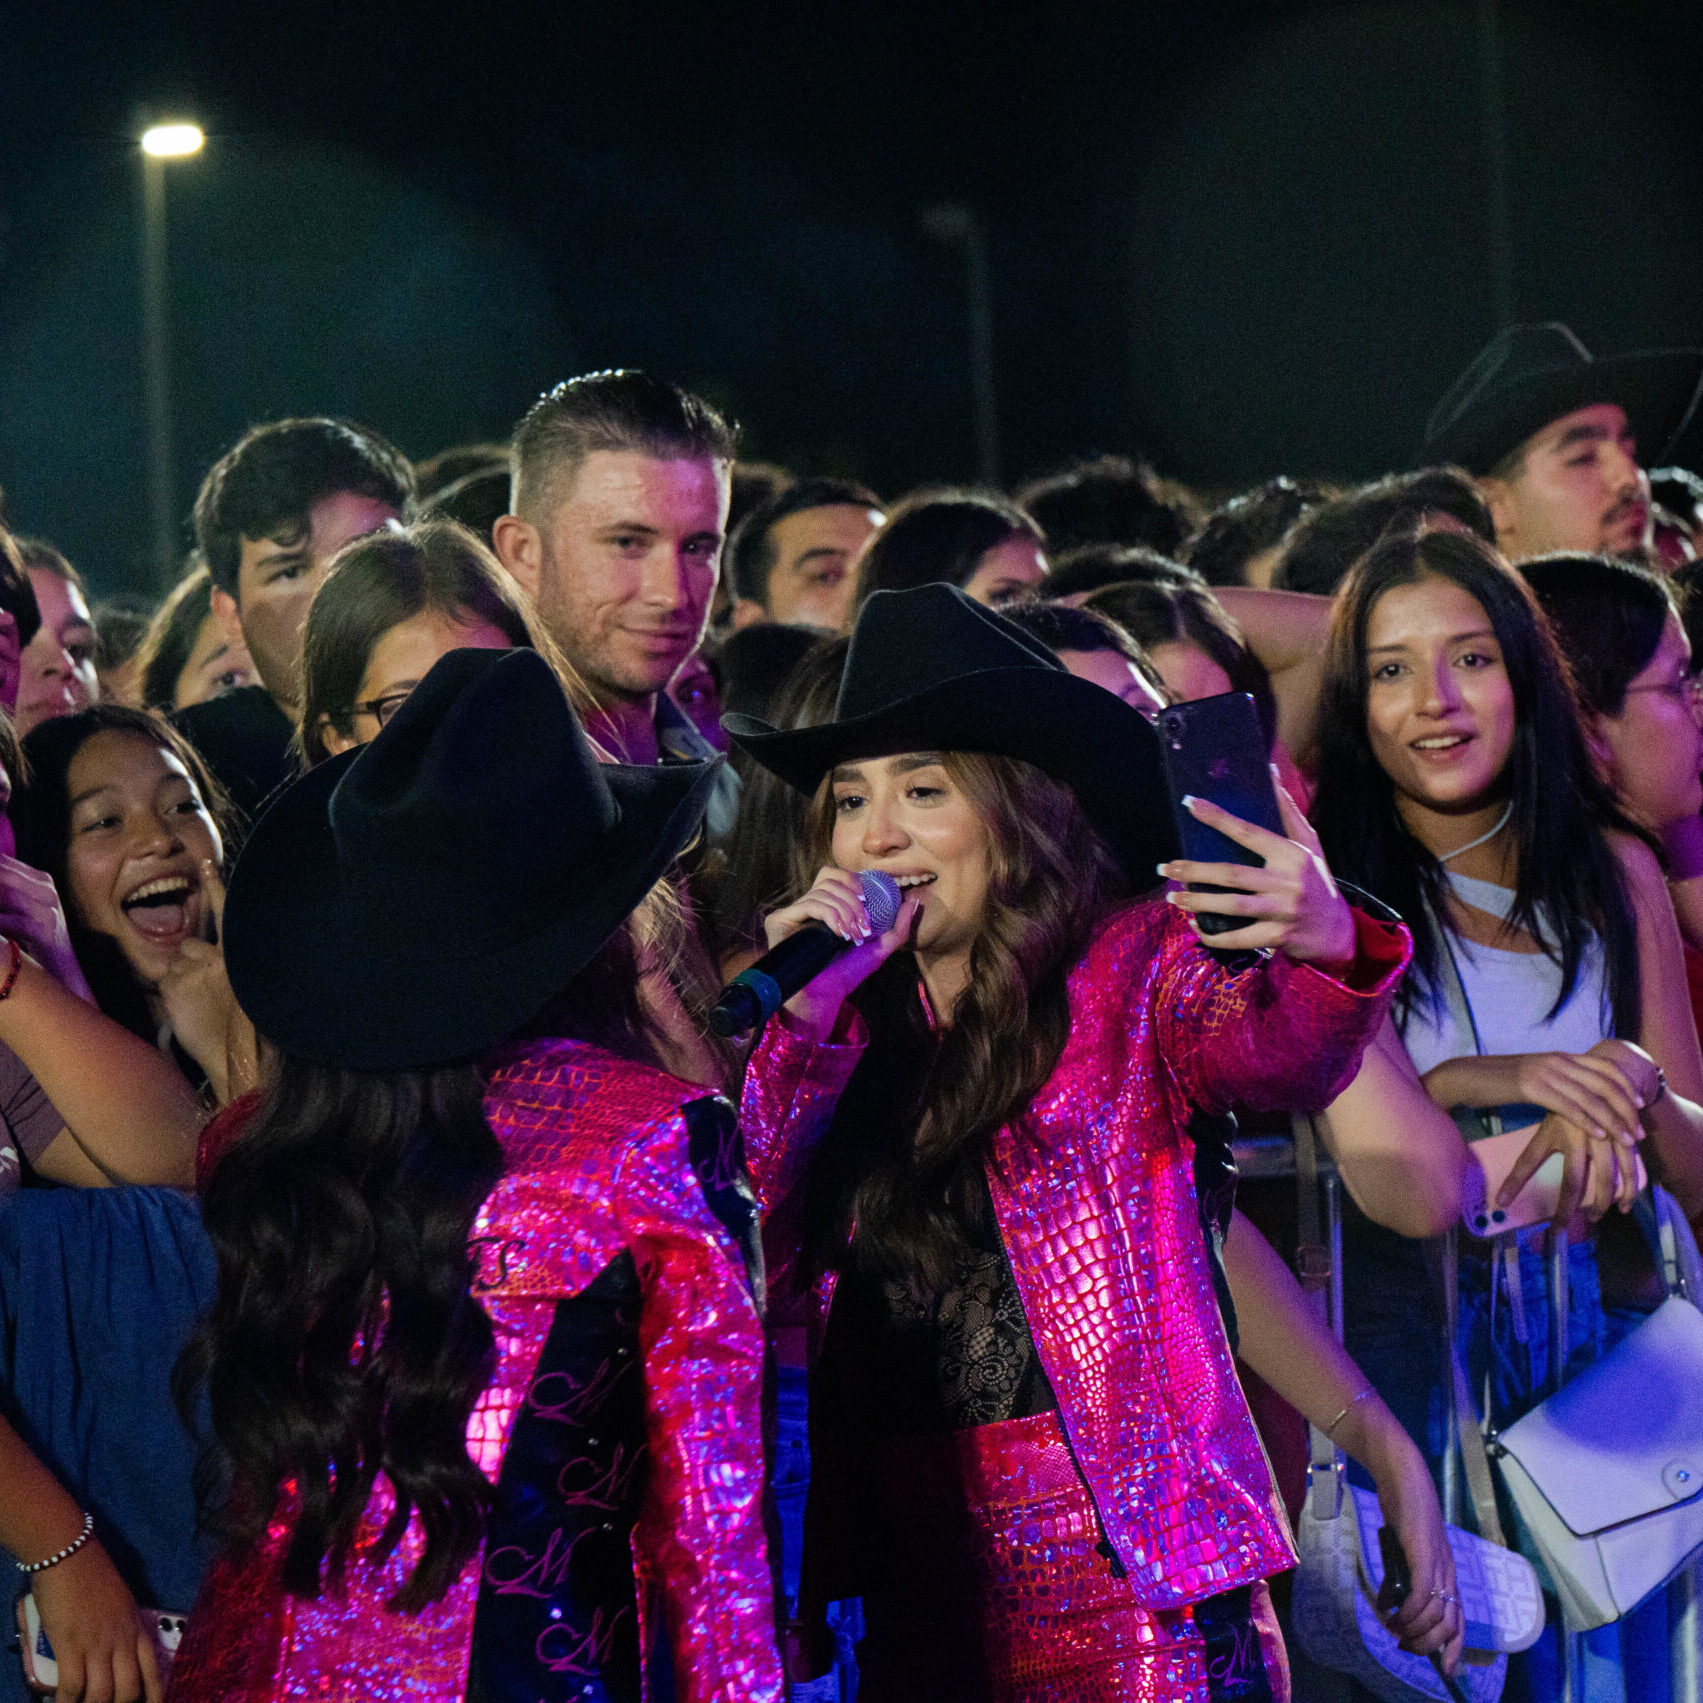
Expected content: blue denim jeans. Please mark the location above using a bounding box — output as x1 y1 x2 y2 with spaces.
774 1363 864 1699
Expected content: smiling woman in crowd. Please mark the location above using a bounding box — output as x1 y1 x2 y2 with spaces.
1313 526 1703 1701
0 665 221 1703
13 705 246 1099
727 583 1449 1700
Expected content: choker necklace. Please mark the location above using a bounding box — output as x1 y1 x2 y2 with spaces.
1436 801 1513 866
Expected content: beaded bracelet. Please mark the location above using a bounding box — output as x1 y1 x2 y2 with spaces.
18 1510 94 1574
0 937 21 1003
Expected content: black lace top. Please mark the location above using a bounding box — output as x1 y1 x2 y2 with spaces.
828 1187 1057 1438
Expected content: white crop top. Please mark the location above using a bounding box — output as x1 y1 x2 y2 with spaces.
1401 872 1613 1085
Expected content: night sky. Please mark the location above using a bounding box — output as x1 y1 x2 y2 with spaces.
5 1 1702 596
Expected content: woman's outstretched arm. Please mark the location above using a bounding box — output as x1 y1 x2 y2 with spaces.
0 956 199 1188
0 1413 161 1702
1224 1208 1462 1671
1318 1016 1473 1238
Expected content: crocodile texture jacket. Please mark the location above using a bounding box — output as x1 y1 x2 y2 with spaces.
741 898 1408 1609
168 1037 783 1703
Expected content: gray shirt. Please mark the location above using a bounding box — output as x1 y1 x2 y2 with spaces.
0 1043 68 1195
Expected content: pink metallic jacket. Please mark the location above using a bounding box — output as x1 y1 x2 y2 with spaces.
169 1038 783 1703
742 898 1409 1608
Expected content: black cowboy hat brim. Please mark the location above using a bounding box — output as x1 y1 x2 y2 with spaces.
224 749 721 1072
724 665 1178 879
1419 348 1703 475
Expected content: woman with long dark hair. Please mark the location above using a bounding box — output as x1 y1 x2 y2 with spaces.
849 490 1047 617
168 647 780 1702
296 517 580 767
12 704 248 1097
0 707 218 1703
1523 554 1703 988
1312 527 1703 1700
728 584 1450 1701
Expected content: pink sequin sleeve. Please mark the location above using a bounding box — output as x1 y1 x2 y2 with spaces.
1155 901 1411 1117
619 1113 784 1703
738 1007 867 1215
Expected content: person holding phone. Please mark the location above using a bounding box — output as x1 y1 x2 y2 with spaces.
1312 525 1703 1701
724 584 1440 1701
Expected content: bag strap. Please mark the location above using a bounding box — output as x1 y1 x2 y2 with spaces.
1418 905 1516 1545
1429 1231 1509 1548
1426 907 1502 1145
1294 1110 1347 1518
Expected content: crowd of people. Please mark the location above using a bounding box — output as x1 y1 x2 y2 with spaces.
0 319 1700 1703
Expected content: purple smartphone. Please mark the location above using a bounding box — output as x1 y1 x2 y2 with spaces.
1156 691 1284 936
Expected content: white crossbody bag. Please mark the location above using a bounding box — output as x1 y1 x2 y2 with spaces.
1476 1198 1703 1631
1289 1110 1544 1703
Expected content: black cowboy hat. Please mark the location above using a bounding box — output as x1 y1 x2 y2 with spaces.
1419 322 1703 475
722 582 1177 878
223 646 721 1071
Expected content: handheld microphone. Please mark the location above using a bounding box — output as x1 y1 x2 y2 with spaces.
708 870 903 1037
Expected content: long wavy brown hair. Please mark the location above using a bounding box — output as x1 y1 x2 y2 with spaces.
794 750 1126 1282
182 873 732 1616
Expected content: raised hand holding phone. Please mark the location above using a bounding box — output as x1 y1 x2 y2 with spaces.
1160 784 1357 970
1156 693 1286 937
1154 690 1356 970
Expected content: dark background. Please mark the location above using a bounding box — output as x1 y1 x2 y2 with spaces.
4 1 1702 597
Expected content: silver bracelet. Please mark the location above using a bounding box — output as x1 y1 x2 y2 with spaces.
17 1510 94 1574
1324 1386 1377 1439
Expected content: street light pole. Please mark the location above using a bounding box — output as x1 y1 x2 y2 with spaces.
922 202 1001 487
139 152 174 588
138 122 202 590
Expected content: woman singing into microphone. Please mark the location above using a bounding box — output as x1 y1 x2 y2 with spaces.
726 584 1438 1702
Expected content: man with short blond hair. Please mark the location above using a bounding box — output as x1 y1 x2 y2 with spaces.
494 372 739 833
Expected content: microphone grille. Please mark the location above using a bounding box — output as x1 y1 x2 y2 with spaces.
858 870 903 934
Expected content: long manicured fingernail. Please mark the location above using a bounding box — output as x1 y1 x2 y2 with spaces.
1156 862 1171 878
1182 794 1199 810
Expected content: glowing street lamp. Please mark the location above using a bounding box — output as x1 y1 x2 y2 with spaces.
138 119 202 585
140 123 204 159
921 203 1000 488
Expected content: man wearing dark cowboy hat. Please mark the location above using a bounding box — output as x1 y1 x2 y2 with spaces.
1419 322 1703 563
